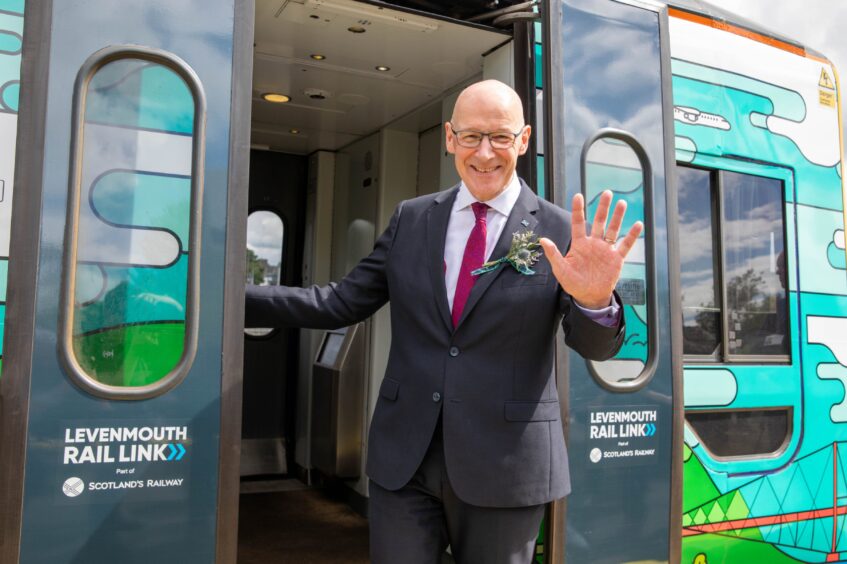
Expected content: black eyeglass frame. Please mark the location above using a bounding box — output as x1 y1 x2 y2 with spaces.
448 123 527 149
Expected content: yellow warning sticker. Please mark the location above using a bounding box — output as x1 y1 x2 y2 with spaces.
820 89 835 108
820 67 835 90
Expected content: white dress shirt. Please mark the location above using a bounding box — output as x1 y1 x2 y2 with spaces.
444 175 522 310
443 174 619 323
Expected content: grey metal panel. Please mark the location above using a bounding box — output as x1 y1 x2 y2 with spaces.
216 0 254 561
0 1 52 561
541 0 569 558
658 5 684 562
513 20 537 191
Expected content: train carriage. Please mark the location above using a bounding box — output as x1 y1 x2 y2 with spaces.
0 0 843 562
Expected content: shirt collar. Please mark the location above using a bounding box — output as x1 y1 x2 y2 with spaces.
455 174 521 217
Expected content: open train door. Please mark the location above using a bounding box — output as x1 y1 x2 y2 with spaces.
541 0 683 562
0 1 252 562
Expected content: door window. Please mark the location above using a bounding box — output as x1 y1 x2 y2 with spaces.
245 210 284 337
60 49 204 397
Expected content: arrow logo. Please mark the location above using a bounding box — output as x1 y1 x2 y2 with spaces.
644 423 656 437
167 443 187 461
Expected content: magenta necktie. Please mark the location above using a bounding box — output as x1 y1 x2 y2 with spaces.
452 202 489 327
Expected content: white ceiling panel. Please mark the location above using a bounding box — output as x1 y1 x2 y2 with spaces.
252 0 509 154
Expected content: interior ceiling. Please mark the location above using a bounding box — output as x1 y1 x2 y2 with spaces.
252 0 509 154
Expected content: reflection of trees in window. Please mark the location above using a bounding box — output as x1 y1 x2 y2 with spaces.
727 267 782 354
678 166 720 357
677 165 789 361
685 302 719 355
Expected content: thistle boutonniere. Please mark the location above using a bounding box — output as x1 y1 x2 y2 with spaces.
472 230 542 276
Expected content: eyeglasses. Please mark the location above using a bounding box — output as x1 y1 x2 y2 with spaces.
449 124 525 149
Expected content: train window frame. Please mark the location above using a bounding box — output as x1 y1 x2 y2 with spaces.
677 163 791 365
580 128 658 393
58 45 206 400
244 207 286 339
685 407 793 461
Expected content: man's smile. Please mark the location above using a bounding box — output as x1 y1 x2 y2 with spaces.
470 164 501 174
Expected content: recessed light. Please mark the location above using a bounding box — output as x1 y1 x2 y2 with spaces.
262 93 290 103
289 129 300 134
375 65 390 72
310 54 326 60
347 26 366 33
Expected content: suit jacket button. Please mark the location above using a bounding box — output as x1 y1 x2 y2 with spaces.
432 392 441 402
449 346 459 357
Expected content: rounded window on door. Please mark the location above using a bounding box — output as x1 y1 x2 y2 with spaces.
60 47 205 399
245 210 284 337
581 132 655 390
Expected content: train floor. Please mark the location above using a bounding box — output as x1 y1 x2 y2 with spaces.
237 479 370 563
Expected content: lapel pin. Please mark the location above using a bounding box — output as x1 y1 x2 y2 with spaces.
521 219 530 227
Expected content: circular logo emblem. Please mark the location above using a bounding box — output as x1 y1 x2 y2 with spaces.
589 448 602 464
62 477 85 498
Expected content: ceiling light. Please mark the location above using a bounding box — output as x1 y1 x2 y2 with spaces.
310 54 326 60
306 0 438 33
289 129 300 134
347 25 366 33
375 65 390 72
262 93 290 103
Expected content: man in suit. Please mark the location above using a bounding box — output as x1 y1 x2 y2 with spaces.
245 79 642 564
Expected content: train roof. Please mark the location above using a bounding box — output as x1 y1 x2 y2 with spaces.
665 0 826 59
377 0 829 61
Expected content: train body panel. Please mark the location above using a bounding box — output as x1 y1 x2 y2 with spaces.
0 1 842 563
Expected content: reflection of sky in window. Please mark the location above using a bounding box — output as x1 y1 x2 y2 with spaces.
557 2 664 206
678 167 718 311
723 172 784 300
247 211 283 267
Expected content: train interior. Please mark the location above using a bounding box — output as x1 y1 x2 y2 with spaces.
239 1 515 560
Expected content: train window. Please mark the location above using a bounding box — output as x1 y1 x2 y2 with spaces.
245 210 284 337
678 167 721 358
581 133 656 391
686 408 791 458
722 172 788 357
677 166 789 362
60 48 205 399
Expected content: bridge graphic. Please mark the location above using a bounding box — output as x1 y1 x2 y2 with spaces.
684 442 847 562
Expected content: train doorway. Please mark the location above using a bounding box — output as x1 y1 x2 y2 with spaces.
237 1 512 560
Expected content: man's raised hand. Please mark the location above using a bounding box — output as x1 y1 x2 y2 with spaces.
539 190 643 310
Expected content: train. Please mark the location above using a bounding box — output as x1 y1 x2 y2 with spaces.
0 0 843 562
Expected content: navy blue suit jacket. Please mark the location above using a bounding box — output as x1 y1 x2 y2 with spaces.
246 180 624 507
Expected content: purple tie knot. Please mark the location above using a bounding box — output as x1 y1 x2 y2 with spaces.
471 201 489 222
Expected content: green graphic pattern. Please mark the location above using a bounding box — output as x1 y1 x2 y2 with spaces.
71 59 194 387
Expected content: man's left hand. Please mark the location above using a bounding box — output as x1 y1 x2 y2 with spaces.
539 190 643 310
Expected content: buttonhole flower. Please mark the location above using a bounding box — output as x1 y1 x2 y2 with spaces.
472 230 542 276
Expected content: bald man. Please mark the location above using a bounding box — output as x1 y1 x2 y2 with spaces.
246 80 642 563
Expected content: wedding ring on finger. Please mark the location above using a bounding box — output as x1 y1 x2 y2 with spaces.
604 237 617 245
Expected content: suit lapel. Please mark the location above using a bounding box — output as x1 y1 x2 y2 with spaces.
427 185 458 333
456 180 540 328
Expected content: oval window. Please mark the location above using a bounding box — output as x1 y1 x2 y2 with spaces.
61 48 204 398
581 133 654 390
245 210 284 337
